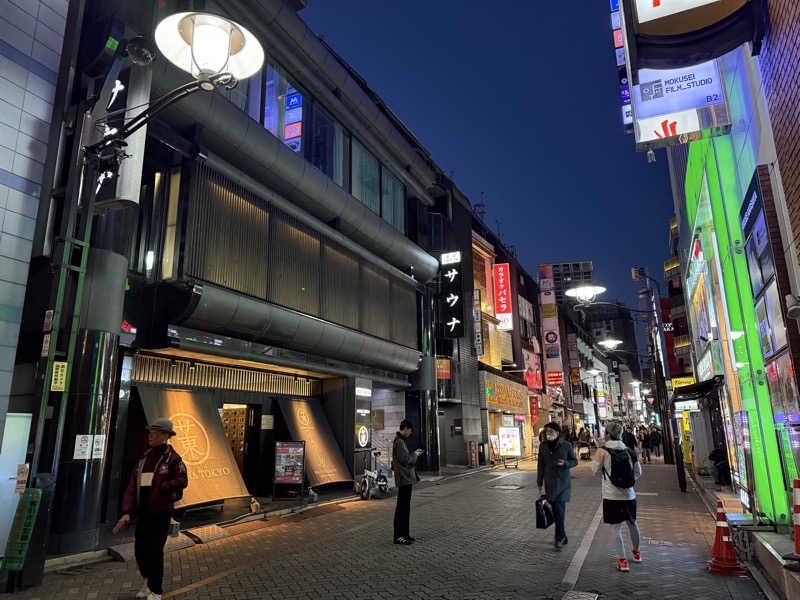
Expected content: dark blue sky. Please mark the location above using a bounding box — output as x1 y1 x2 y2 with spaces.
301 1 675 309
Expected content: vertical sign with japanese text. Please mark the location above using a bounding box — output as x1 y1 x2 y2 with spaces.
493 263 513 331
441 255 465 338
472 290 484 355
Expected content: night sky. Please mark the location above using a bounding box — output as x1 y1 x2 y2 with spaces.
301 1 675 309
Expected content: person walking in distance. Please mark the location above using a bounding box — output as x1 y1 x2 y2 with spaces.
114 419 188 600
392 419 423 545
592 420 643 572
622 426 637 453
649 426 662 459
537 422 578 550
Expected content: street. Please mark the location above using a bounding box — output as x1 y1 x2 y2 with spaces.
8 461 763 600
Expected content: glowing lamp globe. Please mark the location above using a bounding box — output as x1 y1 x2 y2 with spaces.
599 338 623 350
155 12 264 81
565 285 606 304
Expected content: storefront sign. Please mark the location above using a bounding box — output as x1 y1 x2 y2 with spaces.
502 414 515 427
436 359 451 380
546 371 563 387
498 427 521 457
274 441 305 484
14 464 29 494
489 435 500 460
674 399 699 412
440 251 461 265
137 387 250 507
278 397 352 486
672 376 695 389
472 290 484 355
697 349 714 382
481 371 527 412
529 396 540 422
522 347 542 391
493 263 513 330
441 259 465 338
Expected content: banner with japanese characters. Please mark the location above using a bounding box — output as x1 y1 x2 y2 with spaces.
493 263 513 330
440 253 465 338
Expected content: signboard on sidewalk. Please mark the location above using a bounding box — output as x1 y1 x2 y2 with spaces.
499 427 521 457
274 441 305 484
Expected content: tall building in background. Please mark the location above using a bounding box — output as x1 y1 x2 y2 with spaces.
539 261 594 304
583 303 641 381
663 216 694 382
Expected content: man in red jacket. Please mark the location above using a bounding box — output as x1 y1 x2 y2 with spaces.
114 418 188 600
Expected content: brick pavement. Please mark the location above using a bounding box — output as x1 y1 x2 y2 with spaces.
3 461 764 600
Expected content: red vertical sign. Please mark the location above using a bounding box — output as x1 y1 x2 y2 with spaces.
493 263 513 330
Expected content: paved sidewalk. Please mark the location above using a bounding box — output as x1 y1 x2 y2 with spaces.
3 462 763 600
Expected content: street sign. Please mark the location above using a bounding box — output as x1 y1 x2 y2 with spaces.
1 488 42 571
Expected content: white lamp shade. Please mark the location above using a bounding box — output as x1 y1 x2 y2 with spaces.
565 285 607 303
155 12 264 80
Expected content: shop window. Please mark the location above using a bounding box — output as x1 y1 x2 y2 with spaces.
381 167 406 234
263 63 305 154
351 137 380 213
310 102 345 187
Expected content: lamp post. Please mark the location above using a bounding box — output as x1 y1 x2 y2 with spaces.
14 8 263 589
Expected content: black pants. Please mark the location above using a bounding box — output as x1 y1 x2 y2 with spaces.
551 500 567 542
393 484 413 539
135 511 171 595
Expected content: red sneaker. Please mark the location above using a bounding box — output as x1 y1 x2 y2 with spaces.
631 550 642 562
617 559 630 572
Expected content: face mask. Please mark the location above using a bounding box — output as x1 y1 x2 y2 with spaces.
546 433 558 441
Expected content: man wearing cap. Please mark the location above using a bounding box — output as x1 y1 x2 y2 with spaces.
537 421 578 550
114 418 188 600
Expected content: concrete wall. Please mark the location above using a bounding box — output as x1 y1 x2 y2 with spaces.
0 0 66 439
372 389 405 461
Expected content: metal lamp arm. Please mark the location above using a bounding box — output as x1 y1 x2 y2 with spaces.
85 72 235 158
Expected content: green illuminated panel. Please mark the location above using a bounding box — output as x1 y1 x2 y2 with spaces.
684 137 790 524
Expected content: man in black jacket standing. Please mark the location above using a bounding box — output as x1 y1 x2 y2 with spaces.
537 422 578 550
622 426 638 452
392 419 423 545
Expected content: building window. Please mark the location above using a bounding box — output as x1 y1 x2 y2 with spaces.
263 63 305 154
381 166 405 233
351 137 380 214
310 102 345 187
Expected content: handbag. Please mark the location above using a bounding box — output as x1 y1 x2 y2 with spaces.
535 496 553 529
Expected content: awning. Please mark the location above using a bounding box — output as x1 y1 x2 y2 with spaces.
277 397 352 486
137 386 250 507
672 376 722 403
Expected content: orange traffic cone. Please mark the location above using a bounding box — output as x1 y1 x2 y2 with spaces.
707 500 746 576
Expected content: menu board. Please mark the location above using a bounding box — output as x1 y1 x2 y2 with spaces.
489 435 500 460
274 441 305 484
499 427 521 457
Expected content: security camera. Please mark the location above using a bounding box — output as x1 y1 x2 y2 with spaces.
786 295 800 321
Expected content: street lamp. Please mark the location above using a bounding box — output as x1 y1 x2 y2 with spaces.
599 338 623 350
155 12 264 83
565 284 607 305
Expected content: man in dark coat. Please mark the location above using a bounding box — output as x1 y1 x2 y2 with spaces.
114 418 188 600
537 422 578 550
622 426 638 452
391 419 423 545
649 427 662 458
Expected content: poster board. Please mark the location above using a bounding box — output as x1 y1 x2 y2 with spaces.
489 435 500 460
273 441 305 498
499 427 522 457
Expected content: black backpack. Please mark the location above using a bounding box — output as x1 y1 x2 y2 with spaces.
603 447 637 488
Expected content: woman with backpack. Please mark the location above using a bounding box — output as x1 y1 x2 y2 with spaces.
592 420 643 572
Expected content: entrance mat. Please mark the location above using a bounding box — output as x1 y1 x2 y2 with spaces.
183 524 231 544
